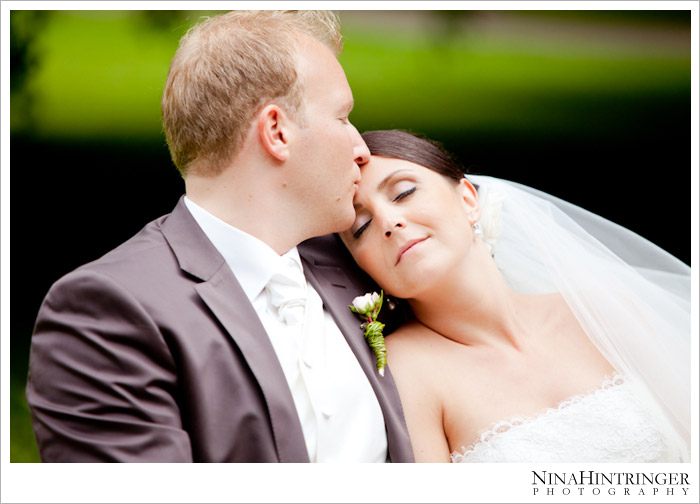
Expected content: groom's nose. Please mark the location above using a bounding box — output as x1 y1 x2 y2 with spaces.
349 124 370 167
354 143 370 167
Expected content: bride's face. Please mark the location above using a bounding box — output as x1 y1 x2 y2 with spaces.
340 156 480 299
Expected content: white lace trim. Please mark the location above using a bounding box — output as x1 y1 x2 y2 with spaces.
450 373 625 463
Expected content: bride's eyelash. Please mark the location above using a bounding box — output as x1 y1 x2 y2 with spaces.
353 220 370 240
393 186 416 202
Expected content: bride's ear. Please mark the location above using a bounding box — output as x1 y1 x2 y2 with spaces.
458 178 481 224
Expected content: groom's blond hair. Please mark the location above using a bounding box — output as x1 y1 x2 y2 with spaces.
162 10 343 177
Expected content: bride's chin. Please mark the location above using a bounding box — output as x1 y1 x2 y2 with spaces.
386 275 435 301
378 278 414 301
397 266 459 300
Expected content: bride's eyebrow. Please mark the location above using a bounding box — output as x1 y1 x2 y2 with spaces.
377 169 414 192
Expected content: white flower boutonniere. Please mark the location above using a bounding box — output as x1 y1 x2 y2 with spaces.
349 290 387 377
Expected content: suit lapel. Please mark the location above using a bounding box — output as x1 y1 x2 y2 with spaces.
161 197 309 462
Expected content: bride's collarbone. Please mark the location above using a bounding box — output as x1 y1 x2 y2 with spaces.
445 341 612 405
392 302 613 398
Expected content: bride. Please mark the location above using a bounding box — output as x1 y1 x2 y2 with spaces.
339 129 690 463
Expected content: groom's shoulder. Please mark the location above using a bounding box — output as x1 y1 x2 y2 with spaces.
85 213 173 272
52 209 180 296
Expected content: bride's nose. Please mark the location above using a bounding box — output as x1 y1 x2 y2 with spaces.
383 218 406 238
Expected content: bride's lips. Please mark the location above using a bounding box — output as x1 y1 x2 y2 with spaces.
396 237 428 265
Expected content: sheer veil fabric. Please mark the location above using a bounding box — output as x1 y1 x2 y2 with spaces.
470 175 691 461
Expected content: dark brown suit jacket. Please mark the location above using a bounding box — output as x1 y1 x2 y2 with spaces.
26 197 414 462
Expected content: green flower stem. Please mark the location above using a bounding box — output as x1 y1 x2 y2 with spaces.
364 319 386 376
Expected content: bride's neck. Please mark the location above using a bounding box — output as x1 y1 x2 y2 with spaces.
407 252 530 349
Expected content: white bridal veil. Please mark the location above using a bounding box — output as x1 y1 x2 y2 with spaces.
470 175 691 462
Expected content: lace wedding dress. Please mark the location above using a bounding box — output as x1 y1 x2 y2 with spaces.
450 375 682 463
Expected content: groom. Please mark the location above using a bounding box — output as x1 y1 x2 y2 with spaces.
26 11 413 462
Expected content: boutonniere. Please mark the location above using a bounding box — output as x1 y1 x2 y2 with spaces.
349 291 387 377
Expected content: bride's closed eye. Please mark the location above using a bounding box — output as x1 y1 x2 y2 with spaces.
353 219 371 240
352 184 418 240
393 186 416 202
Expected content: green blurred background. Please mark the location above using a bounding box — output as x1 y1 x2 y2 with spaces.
9 9 691 462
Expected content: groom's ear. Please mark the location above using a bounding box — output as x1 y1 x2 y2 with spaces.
458 178 481 223
257 104 291 162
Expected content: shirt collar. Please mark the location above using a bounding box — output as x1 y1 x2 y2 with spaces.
183 196 303 302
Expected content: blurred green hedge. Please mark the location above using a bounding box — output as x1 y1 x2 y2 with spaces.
12 10 689 143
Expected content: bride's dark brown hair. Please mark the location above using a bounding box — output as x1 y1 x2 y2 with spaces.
360 130 466 182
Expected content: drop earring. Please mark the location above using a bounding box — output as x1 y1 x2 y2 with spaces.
472 221 483 237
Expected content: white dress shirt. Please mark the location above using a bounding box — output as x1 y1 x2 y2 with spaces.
184 197 388 462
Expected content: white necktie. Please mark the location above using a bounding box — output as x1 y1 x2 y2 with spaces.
266 257 307 326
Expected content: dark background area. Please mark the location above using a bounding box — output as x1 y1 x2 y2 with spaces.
9 9 692 462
